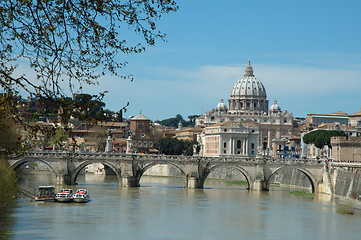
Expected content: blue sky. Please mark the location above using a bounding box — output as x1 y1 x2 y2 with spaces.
90 0 361 121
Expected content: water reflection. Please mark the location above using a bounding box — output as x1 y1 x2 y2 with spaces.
0 207 15 240
7 172 361 240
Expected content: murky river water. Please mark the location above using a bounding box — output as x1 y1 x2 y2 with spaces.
2 173 361 240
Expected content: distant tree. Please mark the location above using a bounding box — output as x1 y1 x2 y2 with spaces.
156 137 198 156
157 114 200 127
187 115 200 127
157 115 184 128
72 93 106 121
303 130 346 149
183 140 199 156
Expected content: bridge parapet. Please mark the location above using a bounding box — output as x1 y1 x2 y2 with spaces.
330 162 361 168
10 151 326 192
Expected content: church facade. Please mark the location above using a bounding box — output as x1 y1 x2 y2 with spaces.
196 61 294 157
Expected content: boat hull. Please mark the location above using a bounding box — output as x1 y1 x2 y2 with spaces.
73 197 90 203
55 197 73 203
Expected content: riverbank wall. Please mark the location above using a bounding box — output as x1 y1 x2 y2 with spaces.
332 167 361 200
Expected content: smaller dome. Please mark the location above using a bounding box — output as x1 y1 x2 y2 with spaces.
216 98 228 111
270 100 281 112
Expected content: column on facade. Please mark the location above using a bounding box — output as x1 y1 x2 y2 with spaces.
242 139 246 155
233 138 236 155
267 130 271 150
276 129 281 139
245 139 249 155
258 129 263 152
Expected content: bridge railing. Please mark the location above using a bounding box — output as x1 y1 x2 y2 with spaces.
18 150 324 165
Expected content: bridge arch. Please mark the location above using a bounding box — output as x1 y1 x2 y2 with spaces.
266 166 318 193
206 163 254 190
71 160 120 185
10 158 58 179
138 162 187 186
141 162 186 176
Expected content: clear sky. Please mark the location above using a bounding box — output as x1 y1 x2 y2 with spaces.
90 0 361 121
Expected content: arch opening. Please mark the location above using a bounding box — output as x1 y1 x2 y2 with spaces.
71 161 119 185
140 163 186 187
11 159 58 186
205 164 253 190
266 166 316 193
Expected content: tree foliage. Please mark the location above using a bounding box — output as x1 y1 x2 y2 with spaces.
156 137 199 156
303 130 346 149
0 0 178 128
0 106 22 155
0 154 18 209
0 111 19 209
157 114 200 128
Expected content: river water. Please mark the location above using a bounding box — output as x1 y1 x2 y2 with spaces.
2 173 361 240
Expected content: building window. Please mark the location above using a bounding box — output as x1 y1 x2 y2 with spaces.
237 151 240 154
224 142 227 148
224 150 226 154
237 140 242 148
149 141 153 147
138 141 142 147
251 143 255 149
144 141 147 147
224 129 227 132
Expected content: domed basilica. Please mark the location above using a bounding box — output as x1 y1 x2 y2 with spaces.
196 61 294 156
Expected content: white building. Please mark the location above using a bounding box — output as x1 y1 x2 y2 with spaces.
196 60 294 156
199 121 259 157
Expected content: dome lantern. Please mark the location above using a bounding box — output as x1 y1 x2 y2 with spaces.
244 60 254 77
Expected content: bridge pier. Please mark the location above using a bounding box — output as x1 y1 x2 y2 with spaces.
186 177 204 189
253 180 268 191
121 177 140 187
57 174 72 185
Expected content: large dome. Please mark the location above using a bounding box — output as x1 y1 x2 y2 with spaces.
228 61 269 114
230 61 267 98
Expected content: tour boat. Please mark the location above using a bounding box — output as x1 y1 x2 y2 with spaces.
72 189 90 203
34 185 55 201
55 188 73 202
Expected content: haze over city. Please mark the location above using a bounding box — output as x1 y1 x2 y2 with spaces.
48 0 361 121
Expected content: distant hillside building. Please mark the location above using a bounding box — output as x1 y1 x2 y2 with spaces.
305 112 349 127
349 107 361 127
331 136 361 162
127 113 156 153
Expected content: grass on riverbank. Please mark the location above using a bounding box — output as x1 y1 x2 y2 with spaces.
290 191 314 199
336 201 355 215
225 180 248 186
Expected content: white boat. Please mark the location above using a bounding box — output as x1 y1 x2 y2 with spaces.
55 188 73 202
72 189 90 203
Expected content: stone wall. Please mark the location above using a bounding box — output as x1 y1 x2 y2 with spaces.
272 168 312 190
333 167 361 199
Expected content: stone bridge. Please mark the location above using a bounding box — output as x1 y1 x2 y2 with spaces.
9 151 331 193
